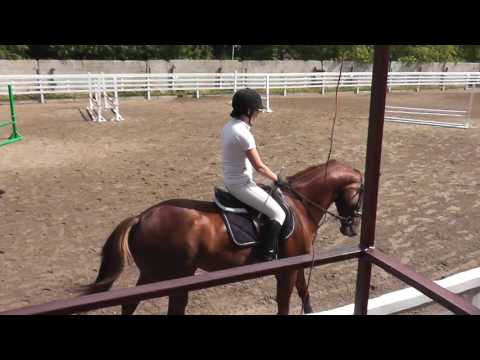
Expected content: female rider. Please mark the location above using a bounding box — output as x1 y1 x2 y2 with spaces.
221 88 288 261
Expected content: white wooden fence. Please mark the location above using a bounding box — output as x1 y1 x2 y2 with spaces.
1 72 479 103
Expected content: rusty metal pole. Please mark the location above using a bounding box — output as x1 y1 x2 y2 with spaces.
353 46 390 315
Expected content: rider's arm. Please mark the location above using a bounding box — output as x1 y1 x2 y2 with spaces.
246 148 278 182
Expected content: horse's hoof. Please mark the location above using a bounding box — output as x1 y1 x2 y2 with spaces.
303 303 314 314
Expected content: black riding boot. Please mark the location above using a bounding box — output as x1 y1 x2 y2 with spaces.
261 220 282 262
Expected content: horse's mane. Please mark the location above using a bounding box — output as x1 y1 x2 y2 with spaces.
287 160 338 185
287 160 362 187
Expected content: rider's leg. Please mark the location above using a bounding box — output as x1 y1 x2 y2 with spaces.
226 182 286 261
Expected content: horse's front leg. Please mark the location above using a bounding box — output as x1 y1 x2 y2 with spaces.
275 270 298 315
296 269 314 314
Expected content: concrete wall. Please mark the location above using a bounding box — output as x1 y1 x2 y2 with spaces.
147 60 170 73
1 60 479 75
166 60 242 73
390 61 480 72
37 60 147 75
242 60 324 73
0 60 38 75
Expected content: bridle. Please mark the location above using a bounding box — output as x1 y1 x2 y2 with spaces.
277 181 363 227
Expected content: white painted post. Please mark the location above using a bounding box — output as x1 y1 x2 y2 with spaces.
147 74 151 100
101 73 107 103
38 77 45 104
283 74 287 96
355 74 360 94
233 71 238 94
321 73 325 95
466 91 475 128
97 85 103 122
87 73 93 114
265 74 272 113
416 73 421 92
113 76 123 122
195 76 200 99
465 74 470 91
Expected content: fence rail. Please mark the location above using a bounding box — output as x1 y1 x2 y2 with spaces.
1 72 479 99
0 245 362 315
1 245 477 315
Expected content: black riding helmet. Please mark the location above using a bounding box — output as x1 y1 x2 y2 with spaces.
231 88 266 118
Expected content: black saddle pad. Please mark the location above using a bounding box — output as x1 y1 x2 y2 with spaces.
215 186 295 248
219 211 260 247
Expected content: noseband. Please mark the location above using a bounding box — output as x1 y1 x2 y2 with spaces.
341 183 363 227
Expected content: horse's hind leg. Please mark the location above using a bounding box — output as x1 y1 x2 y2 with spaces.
122 302 140 315
121 273 151 315
168 292 190 315
167 267 197 315
296 269 314 314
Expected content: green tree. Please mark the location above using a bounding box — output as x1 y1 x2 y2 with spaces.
458 45 480 62
390 45 459 63
0 45 30 59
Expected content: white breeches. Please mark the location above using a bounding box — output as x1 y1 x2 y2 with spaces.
225 182 286 225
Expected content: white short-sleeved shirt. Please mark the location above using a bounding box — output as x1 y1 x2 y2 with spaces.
221 118 256 185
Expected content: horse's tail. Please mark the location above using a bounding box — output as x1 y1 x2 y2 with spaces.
81 216 139 295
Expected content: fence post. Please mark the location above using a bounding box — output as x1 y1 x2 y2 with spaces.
354 46 390 315
87 73 93 112
234 71 238 94
97 78 103 122
321 73 326 95
441 69 447 92
355 74 360 94
465 73 470 91
67 79 71 99
38 77 45 104
195 76 200 99
283 74 287 96
147 74 151 100
266 74 272 113
466 91 474 128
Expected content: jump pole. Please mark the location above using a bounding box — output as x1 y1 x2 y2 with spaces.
0 85 23 147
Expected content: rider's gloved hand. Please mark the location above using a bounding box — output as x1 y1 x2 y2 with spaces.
274 175 289 189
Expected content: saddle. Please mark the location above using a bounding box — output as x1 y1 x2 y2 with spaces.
213 185 295 249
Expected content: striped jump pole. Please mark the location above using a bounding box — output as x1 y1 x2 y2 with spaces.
0 85 23 147
385 97 473 130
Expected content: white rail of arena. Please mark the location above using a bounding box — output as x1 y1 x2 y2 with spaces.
1 72 479 101
310 267 480 315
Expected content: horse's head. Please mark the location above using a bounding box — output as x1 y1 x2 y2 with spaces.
286 160 364 237
334 181 363 237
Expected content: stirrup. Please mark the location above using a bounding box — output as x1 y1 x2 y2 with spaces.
262 250 277 262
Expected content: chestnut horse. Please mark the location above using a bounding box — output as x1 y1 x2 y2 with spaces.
83 160 363 315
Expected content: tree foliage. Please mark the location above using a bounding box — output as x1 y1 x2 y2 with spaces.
1 45 480 62
0 45 30 59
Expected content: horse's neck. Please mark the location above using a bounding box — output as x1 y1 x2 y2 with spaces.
285 180 334 228
294 173 336 206
290 168 356 221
